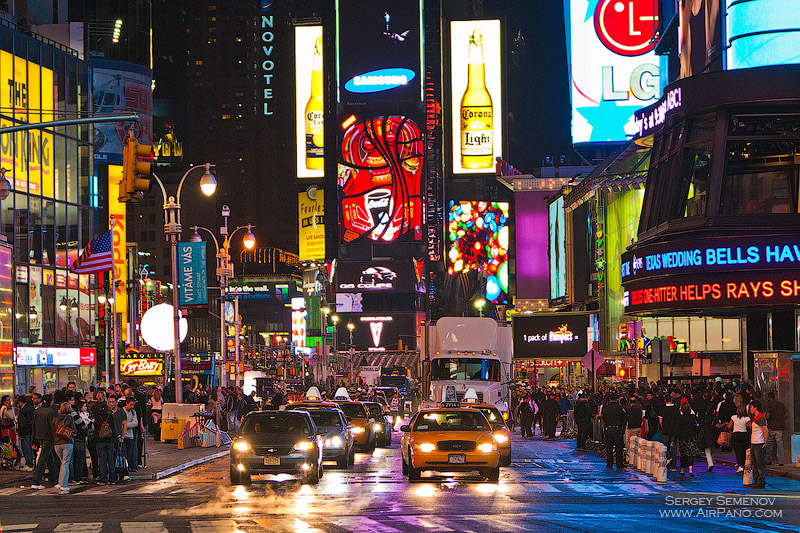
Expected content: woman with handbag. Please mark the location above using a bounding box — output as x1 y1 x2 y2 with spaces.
675 399 700 477
52 402 75 494
727 403 751 472
0 395 17 444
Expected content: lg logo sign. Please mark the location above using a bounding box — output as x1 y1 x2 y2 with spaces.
594 0 659 57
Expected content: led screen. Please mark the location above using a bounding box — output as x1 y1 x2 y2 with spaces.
450 20 503 174
566 0 660 143
549 197 566 299
447 201 509 304
298 188 325 261
515 191 551 300
296 26 324 178
726 0 800 70
338 115 423 243
678 0 722 78
513 314 591 358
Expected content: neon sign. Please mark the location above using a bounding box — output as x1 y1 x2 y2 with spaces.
624 271 800 312
622 235 800 283
344 68 415 93
634 87 682 137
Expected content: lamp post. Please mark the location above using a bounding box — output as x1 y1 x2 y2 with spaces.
347 322 355 383
189 208 255 389
60 297 79 343
474 298 487 318
151 164 217 403
331 315 339 382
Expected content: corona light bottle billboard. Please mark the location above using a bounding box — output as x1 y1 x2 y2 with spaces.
460 28 493 170
295 26 324 178
305 34 324 170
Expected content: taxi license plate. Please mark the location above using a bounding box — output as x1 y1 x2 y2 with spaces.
448 454 466 464
263 457 280 466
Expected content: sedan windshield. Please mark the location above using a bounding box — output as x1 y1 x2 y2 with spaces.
339 403 367 419
474 406 504 424
241 414 311 435
365 404 383 418
307 411 344 428
412 411 488 432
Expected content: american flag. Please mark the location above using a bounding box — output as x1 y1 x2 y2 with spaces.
70 231 114 274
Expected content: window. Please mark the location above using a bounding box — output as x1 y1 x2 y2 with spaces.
140 231 147 242
148 214 156 224
430 358 501 381
163 265 170 276
683 146 712 217
149 231 156 242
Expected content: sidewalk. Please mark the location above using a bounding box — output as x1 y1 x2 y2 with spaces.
712 447 800 482
0 436 229 486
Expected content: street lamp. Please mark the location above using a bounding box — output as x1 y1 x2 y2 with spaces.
150 163 217 403
474 298 487 317
189 206 255 389
347 322 355 383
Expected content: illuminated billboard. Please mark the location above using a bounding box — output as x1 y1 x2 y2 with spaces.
336 0 423 104
726 0 800 70
295 26 324 178
0 50 54 195
298 188 325 261
513 314 592 358
567 0 660 143
549 197 566 299
679 0 722 78
447 201 509 304
450 20 502 174
338 115 423 243
516 192 551 300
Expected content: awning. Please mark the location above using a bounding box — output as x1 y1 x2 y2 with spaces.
355 351 420 368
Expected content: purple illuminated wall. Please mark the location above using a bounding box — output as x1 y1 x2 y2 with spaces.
515 191 551 299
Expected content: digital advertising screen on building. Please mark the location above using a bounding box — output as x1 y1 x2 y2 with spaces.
450 19 503 174
0 51 54 195
338 313 420 352
447 201 509 304
549 197 566 299
566 0 660 143
513 314 592 358
336 0 423 105
296 26 324 178
515 191 551 300
298 188 325 261
726 0 800 70
679 0 723 78
338 114 424 243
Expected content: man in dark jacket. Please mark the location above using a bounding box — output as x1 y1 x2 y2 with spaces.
16 395 35 470
574 394 593 450
765 391 787 465
30 396 56 489
602 395 627 470
127 379 147 469
659 395 680 470
542 394 561 439
518 395 534 438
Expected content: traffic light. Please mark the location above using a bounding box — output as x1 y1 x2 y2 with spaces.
119 136 153 203
618 368 626 379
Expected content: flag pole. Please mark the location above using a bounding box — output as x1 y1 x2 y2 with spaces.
111 218 120 386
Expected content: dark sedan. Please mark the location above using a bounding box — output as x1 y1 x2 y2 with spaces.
230 410 323 485
291 406 355 468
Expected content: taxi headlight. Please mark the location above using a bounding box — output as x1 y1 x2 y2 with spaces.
502 411 509 421
233 441 250 452
350 426 365 435
418 442 436 453
478 442 495 453
294 441 313 452
493 433 508 444
329 436 343 447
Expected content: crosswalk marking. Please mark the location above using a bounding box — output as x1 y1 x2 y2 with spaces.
566 483 609 493
617 484 657 495
251 519 325 533
328 517 402 533
0 488 24 496
521 482 560 492
54 524 103 533
121 522 170 533
188 520 237 533
0 524 37 533
393 516 454 531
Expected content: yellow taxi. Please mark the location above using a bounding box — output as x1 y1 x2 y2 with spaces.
287 386 339 409
459 389 511 467
400 407 500 482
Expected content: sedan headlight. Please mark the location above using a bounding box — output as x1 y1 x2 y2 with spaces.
325 436 344 448
478 442 495 453
373 423 382 432
418 442 436 453
350 426 365 434
294 441 314 452
233 441 250 452
493 432 508 444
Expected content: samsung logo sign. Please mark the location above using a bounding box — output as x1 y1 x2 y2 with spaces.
345 68 415 93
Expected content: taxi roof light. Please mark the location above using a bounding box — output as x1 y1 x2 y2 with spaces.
306 386 322 401
463 388 479 403
334 387 351 401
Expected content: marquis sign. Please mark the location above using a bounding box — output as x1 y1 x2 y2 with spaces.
621 235 800 283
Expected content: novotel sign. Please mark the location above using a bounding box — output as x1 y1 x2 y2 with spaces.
621 235 800 283
344 68 415 93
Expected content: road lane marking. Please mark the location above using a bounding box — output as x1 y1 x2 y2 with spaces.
0 489 24 496
0 525 38 533
521 483 560 492
616 484 657 494
190 520 237 532
54 524 103 533
121 522 169 533
328 517 402 533
252 518 325 533
393 516 454 531
567 483 609 493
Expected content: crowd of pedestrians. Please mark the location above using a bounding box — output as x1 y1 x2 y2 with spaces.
509 379 787 490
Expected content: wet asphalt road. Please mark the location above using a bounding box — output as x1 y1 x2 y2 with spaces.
2 428 799 532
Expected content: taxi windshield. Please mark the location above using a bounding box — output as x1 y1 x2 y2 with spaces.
339 403 368 419
306 411 344 428
474 407 503 424
365 404 383 418
412 411 488 432
240 414 311 435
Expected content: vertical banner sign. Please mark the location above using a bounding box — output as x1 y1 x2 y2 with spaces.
0 51 55 195
108 165 127 341
450 20 502 174
298 188 325 260
178 242 208 307
567 0 660 143
296 26 324 178
257 1 276 116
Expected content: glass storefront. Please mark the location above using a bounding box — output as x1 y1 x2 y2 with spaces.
1 24 97 396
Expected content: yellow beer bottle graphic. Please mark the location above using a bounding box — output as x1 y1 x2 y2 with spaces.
460 28 493 169
305 34 324 170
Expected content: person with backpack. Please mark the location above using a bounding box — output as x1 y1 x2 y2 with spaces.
71 400 92 483
91 393 120 485
52 402 76 494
